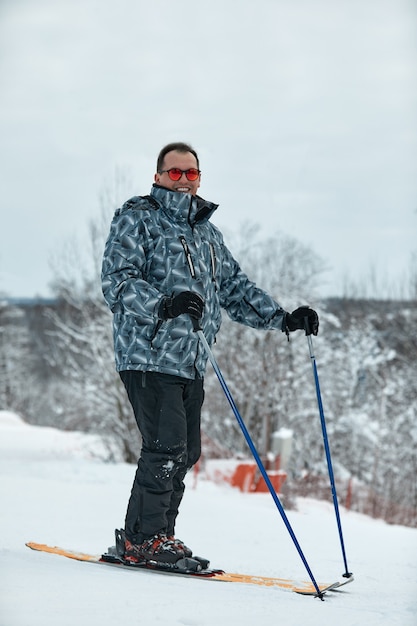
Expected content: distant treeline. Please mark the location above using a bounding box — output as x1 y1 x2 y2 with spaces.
1 293 416 528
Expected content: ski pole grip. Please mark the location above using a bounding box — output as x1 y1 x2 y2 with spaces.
304 315 311 336
191 316 203 332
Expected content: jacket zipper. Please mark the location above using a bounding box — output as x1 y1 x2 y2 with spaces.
179 236 218 287
179 236 196 278
209 243 217 291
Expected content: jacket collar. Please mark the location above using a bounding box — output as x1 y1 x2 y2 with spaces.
150 184 218 225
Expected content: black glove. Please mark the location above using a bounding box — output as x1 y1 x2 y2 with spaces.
160 291 205 320
285 306 319 336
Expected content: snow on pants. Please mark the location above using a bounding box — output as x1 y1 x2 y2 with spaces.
119 370 204 544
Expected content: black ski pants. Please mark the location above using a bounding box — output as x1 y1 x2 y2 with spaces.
120 370 204 544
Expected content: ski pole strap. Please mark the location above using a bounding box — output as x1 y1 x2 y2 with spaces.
191 316 203 332
284 313 291 342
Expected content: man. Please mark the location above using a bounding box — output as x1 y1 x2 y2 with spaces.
101 142 318 565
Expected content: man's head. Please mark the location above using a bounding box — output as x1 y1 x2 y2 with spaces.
154 142 201 195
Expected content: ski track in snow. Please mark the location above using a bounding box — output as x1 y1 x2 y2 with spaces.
0 411 416 626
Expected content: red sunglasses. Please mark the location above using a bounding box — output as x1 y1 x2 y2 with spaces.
159 167 201 181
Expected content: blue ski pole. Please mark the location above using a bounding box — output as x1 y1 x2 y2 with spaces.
192 318 325 599
304 319 353 580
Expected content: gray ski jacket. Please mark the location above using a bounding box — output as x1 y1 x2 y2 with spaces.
102 184 286 379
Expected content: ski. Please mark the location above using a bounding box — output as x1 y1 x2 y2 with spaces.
25 542 353 596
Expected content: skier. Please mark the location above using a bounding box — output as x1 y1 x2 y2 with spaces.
101 141 319 565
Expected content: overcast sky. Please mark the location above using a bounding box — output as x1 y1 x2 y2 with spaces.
1 0 416 300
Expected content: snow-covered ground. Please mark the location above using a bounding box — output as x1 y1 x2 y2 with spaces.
0 411 416 626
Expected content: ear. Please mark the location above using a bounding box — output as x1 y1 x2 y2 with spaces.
154 172 160 184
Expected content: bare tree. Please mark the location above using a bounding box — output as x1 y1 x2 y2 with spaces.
0 299 40 416
44 169 140 460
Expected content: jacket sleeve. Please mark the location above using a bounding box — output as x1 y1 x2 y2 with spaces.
217 239 286 331
101 208 162 322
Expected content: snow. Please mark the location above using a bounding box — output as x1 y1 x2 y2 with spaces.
1 411 416 626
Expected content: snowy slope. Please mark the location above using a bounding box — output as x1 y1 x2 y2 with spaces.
0 411 416 626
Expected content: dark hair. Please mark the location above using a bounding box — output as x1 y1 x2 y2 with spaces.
156 142 200 172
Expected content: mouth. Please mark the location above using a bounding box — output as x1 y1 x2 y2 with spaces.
175 186 191 193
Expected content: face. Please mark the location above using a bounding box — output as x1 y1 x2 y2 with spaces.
154 150 201 195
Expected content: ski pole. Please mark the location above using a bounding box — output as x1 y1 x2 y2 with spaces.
304 318 352 580
191 318 325 599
